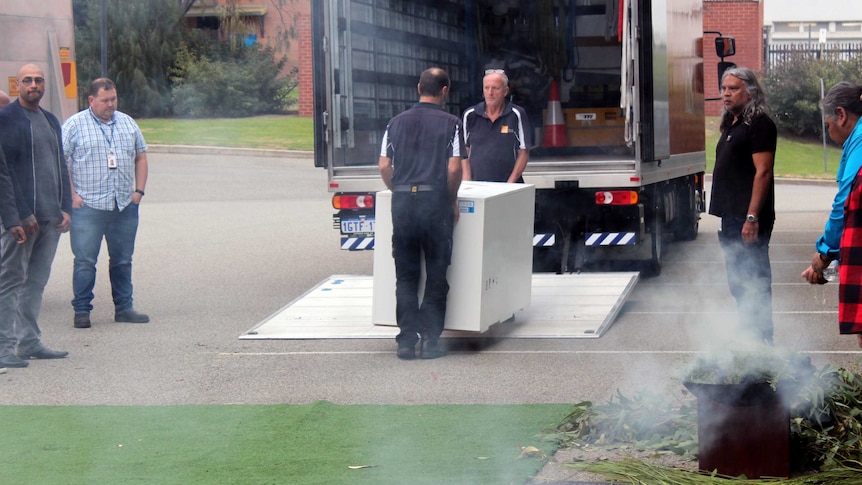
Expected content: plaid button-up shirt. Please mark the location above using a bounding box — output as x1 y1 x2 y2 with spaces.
62 108 147 211
839 134 862 335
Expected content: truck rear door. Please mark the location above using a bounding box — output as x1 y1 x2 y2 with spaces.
313 0 470 182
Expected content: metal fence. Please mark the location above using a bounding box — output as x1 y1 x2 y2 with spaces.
766 42 862 70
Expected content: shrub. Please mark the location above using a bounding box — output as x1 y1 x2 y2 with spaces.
765 51 862 140
171 43 296 118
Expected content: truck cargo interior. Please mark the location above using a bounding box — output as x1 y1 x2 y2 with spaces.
314 0 715 276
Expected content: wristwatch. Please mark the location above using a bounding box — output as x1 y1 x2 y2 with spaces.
746 214 758 223
135 189 145 196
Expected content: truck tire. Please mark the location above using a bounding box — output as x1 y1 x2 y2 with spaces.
642 205 663 277
674 183 699 241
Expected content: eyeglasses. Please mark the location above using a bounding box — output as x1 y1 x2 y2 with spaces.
20 77 45 85
485 69 505 75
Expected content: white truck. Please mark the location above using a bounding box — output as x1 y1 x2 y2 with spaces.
311 0 734 276
0 1 77 120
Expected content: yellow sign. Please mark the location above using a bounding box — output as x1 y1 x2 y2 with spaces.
8 77 18 96
60 47 71 61
62 62 77 99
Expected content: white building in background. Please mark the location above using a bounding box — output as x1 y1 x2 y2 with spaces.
764 0 862 44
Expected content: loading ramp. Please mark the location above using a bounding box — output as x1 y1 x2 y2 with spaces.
241 272 639 340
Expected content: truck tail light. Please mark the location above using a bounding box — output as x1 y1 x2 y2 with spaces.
333 194 375 209
595 191 638 205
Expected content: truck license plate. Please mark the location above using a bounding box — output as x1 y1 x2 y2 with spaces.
341 218 375 234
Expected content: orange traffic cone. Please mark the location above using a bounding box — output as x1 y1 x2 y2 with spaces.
542 79 567 147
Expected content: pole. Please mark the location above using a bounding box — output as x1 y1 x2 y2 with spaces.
100 0 107 78
821 78 828 172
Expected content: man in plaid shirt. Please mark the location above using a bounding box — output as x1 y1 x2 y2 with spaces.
63 78 149 329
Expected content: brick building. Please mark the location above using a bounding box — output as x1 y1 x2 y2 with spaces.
703 0 765 116
184 0 313 115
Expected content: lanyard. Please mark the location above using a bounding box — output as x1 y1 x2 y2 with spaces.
90 109 115 151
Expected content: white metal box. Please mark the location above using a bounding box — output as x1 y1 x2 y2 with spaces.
372 181 535 332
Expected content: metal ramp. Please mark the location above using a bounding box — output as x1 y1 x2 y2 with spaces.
241 273 639 340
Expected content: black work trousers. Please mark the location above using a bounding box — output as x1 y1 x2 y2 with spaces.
718 216 774 344
391 191 454 346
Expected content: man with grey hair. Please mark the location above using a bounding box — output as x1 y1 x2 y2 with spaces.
461 69 531 183
708 67 777 344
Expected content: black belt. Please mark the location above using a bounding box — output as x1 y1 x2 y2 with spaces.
392 185 445 193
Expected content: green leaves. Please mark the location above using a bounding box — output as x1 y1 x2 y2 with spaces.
764 50 862 140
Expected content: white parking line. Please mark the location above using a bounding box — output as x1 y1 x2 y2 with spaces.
219 349 862 356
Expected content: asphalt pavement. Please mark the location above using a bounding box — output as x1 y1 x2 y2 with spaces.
1 146 857 409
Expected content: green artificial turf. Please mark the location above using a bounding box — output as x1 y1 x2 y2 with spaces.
0 402 570 485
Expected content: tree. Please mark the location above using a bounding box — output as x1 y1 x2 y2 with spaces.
73 0 187 117
765 49 862 140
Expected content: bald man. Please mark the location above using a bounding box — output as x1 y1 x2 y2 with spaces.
0 90 11 108
0 64 71 368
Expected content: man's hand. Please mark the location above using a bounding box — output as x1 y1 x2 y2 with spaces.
56 211 71 233
741 220 758 244
131 191 143 205
801 265 827 285
10 226 26 244
21 215 39 236
802 252 830 284
72 192 85 209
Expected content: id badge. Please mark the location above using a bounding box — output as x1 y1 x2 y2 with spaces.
107 153 118 169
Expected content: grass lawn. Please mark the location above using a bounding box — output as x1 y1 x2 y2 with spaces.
137 115 314 151
139 115 842 180
0 402 571 485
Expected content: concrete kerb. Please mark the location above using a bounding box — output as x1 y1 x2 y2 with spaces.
147 144 314 159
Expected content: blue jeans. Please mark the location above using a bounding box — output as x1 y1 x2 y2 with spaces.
0 220 62 356
71 203 139 314
718 216 774 344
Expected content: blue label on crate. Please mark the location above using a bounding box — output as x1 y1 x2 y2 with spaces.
458 200 475 213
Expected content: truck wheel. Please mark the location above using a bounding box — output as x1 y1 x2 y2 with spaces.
642 209 663 277
675 185 699 241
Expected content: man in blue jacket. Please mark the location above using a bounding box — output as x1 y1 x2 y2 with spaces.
0 64 71 368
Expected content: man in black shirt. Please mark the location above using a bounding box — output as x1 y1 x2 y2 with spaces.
0 64 71 368
709 67 777 344
379 67 463 359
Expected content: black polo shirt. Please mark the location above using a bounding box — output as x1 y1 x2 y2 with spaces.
462 101 531 182
380 102 463 187
709 114 777 222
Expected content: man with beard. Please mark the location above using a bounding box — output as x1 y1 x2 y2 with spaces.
0 64 72 368
709 67 777 344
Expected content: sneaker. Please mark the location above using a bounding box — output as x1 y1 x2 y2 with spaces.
396 344 416 360
74 313 91 328
419 338 447 359
115 309 150 323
